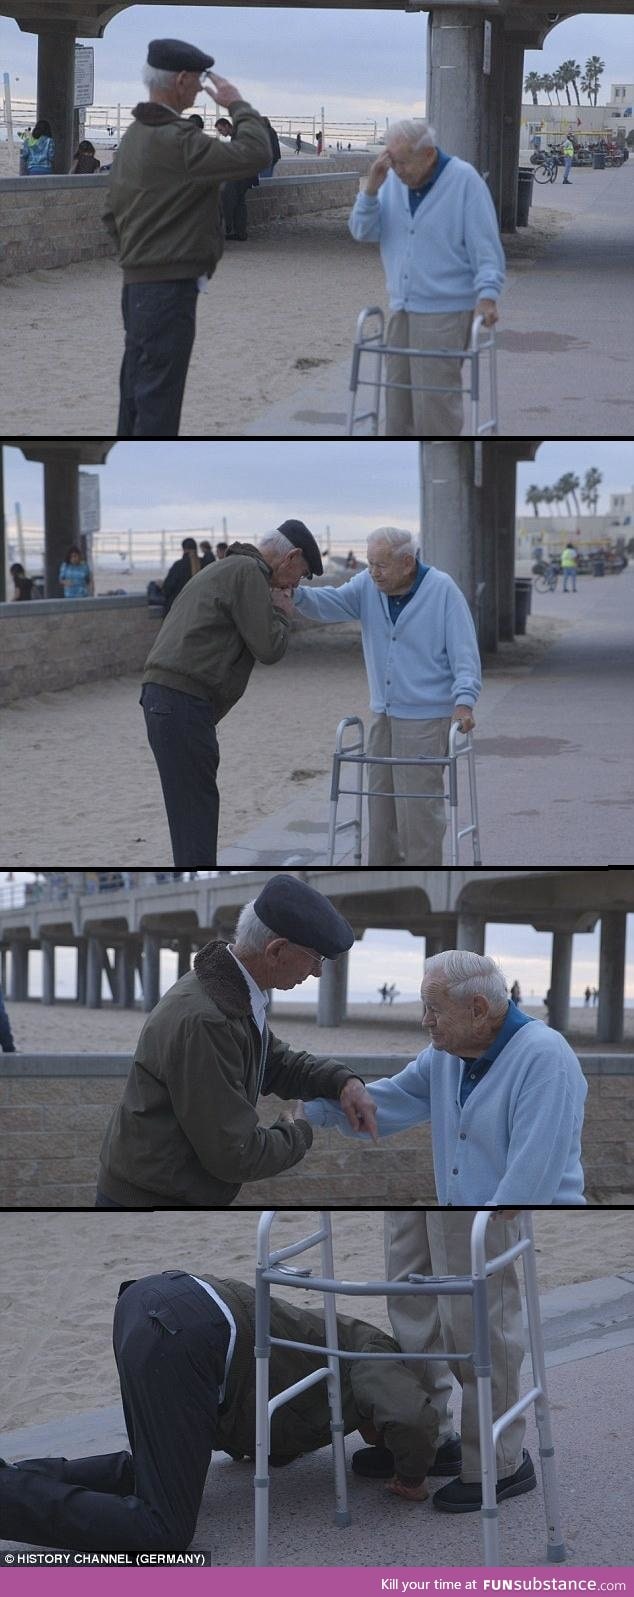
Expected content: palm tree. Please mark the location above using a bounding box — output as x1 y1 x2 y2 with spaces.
559 60 582 107
524 72 542 105
541 487 556 513
525 486 544 516
582 467 603 514
568 61 582 107
555 474 581 517
557 62 573 107
541 74 556 105
583 56 605 107
552 67 567 105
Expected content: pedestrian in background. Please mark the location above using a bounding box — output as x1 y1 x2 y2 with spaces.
562 136 574 184
20 119 55 174
70 140 101 173
0 984 16 1053
10 562 35 601
200 540 216 567
59 545 91 598
561 541 578 592
161 537 202 616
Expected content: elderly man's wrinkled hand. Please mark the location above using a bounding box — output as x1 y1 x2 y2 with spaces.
270 587 295 617
364 150 392 196
452 705 475 733
278 1107 295 1125
474 297 499 328
388 1477 429 1503
203 70 242 107
339 1079 379 1143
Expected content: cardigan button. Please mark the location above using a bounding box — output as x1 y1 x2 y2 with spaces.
452 1166 459 1175
459 1133 466 1141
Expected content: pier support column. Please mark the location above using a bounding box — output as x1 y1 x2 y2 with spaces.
597 912 626 1044
177 937 192 978
548 931 573 1033
317 952 349 1027
9 942 29 1001
456 915 486 955
86 937 103 1009
142 933 161 1013
41 939 56 1005
76 939 87 1005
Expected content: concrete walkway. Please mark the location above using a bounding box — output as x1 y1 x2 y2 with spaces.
2 1270 633 1565
245 161 634 438
219 565 634 866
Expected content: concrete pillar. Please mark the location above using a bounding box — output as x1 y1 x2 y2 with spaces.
119 942 137 1008
549 931 573 1033
426 9 486 173
0 446 6 604
597 912 626 1044
103 948 117 1002
36 28 76 175
482 17 506 218
496 451 518 640
86 937 103 1009
425 919 458 959
41 939 56 1005
9 941 29 1001
420 442 483 629
480 450 500 655
43 453 80 598
317 952 349 1027
142 933 161 1013
500 39 525 232
456 915 486 954
177 937 192 978
1 949 7 990
76 939 87 1005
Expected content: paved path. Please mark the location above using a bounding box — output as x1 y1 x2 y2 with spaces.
245 161 634 438
2 1271 633 1565
219 566 634 865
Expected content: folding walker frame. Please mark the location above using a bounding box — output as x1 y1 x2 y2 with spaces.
255 1209 566 1568
347 308 499 436
326 715 482 865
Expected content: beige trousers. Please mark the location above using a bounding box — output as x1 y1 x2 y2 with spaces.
385 309 474 437
367 712 451 866
385 1210 526 1481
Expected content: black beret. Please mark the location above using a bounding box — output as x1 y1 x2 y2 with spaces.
254 874 354 959
147 38 214 72
277 519 323 580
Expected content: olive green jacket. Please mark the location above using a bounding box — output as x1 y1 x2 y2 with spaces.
98 941 358 1208
211 1277 438 1485
103 99 271 283
142 542 289 719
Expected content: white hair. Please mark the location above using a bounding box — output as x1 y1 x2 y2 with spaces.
142 63 180 92
259 530 295 560
387 118 437 152
233 901 278 953
424 951 508 1009
367 526 417 559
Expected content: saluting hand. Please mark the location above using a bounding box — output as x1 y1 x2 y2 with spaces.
203 69 242 108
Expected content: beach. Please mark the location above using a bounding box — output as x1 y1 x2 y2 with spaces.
1 613 571 865
5 995 634 1057
1 1206 632 1432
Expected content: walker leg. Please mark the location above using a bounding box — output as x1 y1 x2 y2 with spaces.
468 745 482 865
522 1216 567 1562
473 1276 500 1566
320 1213 351 1528
448 755 459 865
354 753 364 865
254 1306 271 1564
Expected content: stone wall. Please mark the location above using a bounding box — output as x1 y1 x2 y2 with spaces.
0 170 360 280
0 1055 631 1208
0 595 162 703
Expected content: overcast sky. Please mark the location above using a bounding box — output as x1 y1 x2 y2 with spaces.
1 8 631 121
3 442 633 542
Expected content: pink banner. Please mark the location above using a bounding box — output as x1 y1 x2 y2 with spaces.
1 1566 633 1595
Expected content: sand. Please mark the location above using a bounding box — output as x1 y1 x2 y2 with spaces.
0 615 570 865
0 193 569 438
1 1206 632 1432
6 996 633 1057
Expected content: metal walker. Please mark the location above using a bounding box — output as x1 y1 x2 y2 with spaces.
326 715 481 865
255 1210 566 1568
347 308 499 436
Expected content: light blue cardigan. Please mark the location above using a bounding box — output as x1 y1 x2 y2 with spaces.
348 158 506 313
293 565 481 719
303 1021 588 1205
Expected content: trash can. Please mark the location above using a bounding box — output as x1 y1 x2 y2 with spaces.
514 577 533 634
592 557 605 576
517 168 534 227
593 150 605 170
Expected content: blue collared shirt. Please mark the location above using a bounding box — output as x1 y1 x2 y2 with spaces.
387 559 429 624
459 999 535 1106
408 148 452 216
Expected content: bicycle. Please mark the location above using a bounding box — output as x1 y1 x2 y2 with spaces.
531 151 559 184
534 562 560 592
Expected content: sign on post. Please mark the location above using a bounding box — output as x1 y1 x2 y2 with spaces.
483 20 492 75
79 472 100 534
74 44 94 109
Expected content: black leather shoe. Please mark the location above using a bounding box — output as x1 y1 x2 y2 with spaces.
432 1449 537 1513
428 1435 463 1477
351 1444 395 1478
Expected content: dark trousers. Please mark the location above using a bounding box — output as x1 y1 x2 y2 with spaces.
0 1273 229 1552
222 181 250 239
0 989 15 1052
141 682 220 867
117 281 198 438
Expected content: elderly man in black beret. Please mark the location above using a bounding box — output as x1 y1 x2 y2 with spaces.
97 875 377 1208
141 518 323 868
102 38 272 437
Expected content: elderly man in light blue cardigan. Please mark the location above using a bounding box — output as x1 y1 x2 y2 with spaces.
349 118 505 437
292 526 481 865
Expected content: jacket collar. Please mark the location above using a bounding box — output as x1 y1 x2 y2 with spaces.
193 939 253 1017
132 101 183 127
